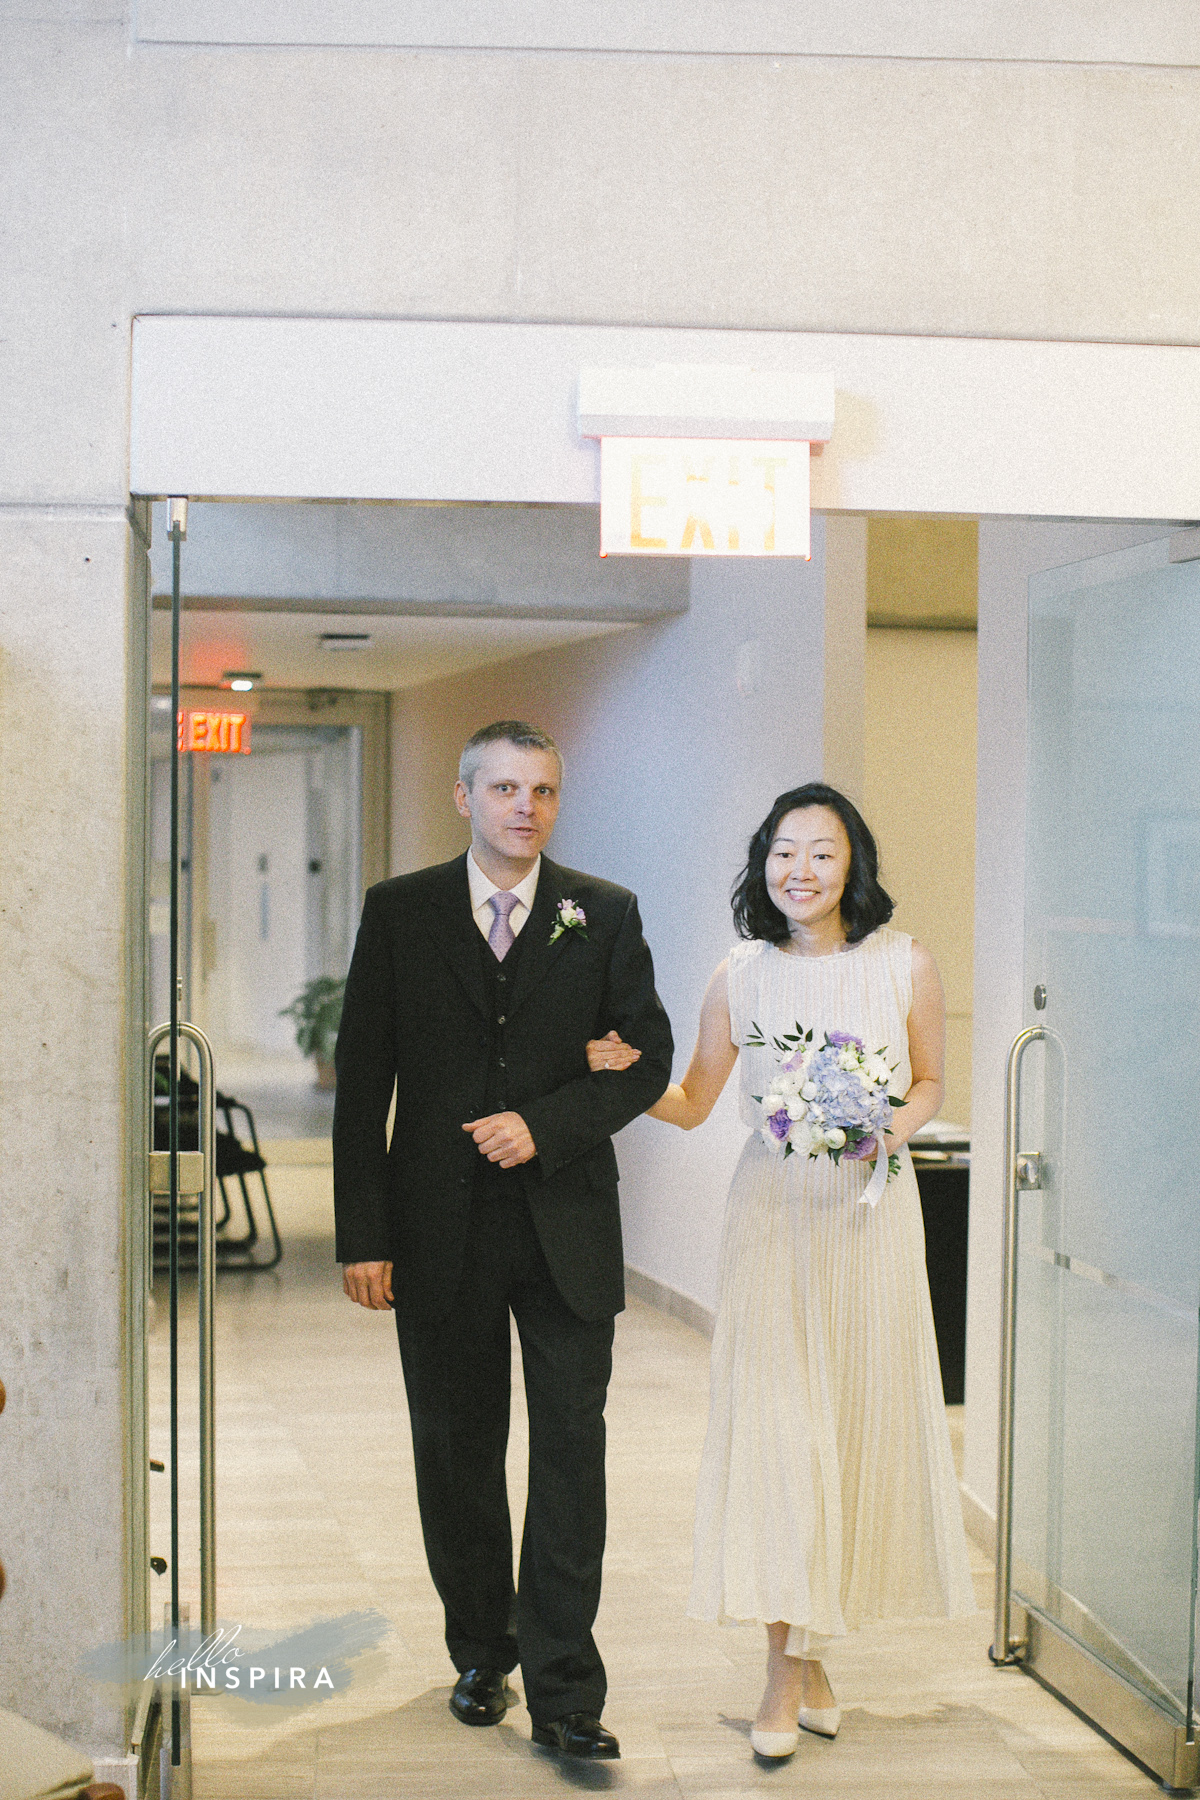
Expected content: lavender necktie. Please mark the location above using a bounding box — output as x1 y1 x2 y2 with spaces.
488 890 519 961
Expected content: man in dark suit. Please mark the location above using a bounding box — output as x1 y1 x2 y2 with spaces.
333 720 673 1760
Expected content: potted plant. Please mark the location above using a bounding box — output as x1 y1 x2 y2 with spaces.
279 976 345 1090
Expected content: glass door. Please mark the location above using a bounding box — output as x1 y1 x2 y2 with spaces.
1001 534 1200 1789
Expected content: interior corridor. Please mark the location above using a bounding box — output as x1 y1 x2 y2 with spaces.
151 1153 1157 1799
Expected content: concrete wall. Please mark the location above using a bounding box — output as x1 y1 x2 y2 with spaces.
130 3 1200 62
391 545 827 1311
6 0 1200 1750
12 22 1200 513
0 504 141 1747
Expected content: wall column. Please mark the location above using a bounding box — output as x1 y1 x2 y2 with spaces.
0 506 136 1754
821 512 867 805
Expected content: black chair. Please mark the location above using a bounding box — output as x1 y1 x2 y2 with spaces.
152 1060 283 1272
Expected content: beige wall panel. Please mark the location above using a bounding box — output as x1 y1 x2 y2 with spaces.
868 517 978 629
0 509 130 1748
863 627 977 1125
822 514 866 806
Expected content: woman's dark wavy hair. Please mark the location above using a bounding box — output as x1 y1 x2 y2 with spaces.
732 782 894 945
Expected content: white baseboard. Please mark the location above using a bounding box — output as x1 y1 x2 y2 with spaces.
624 1265 715 1339
90 1752 138 1797
959 1482 997 1558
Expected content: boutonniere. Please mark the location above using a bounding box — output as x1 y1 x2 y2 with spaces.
549 898 588 944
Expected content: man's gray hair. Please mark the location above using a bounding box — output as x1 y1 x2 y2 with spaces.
458 720 564 791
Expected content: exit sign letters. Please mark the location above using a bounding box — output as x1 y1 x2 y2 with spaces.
599 437 810 558
178 709 251 753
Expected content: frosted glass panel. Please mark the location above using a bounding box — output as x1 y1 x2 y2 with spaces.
1015 539 1200 1721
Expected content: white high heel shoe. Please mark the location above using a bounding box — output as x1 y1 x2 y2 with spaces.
750 1724 800 1758
796 1703 841 1739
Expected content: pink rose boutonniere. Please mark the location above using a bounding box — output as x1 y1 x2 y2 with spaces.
549 898 588 944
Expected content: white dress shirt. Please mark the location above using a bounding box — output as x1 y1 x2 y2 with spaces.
466 849 541 945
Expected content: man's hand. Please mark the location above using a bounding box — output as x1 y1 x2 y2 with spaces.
462 1111 537 1168
342 1260 394 1310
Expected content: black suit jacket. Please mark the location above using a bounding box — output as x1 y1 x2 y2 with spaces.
332 852 673 1323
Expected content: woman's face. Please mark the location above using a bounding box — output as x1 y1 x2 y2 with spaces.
765 806 852 935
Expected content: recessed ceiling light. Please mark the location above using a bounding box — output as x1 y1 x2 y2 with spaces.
319 632 372 650
223 670 262 691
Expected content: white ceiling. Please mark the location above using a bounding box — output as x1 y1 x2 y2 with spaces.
151 608 633 692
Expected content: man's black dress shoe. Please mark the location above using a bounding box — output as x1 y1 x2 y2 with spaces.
449 1668 515 1726
531 1714 620 1758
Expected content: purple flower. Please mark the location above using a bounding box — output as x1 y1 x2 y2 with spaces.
842 1134 876 1161
780 1049 807 1073
766 1108 792 1142
827 1031 865 1050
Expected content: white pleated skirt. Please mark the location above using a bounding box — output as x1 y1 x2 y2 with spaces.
689 1133 976 1645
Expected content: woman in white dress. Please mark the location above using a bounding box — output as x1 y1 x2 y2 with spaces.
588 784 975 1759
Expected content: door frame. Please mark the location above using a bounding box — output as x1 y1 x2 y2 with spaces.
153 684 389 1036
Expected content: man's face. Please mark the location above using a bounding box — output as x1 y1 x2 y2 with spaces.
454 742 561 874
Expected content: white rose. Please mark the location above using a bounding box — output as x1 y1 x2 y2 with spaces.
801 1081 818 1101
808 1124 827 1152
837 1048 859 1072
825 1127 846 1148
867 1057 890 1085
785 1098 808 1121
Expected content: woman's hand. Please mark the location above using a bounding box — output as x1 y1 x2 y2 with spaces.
586 1029 642 1072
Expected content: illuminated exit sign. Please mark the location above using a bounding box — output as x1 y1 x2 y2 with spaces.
178 709 251 753
599 438 811 558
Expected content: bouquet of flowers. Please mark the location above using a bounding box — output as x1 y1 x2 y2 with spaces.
745 1020 902 1205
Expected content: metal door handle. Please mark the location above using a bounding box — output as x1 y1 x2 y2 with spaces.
1015 1152 1044 1191
991 1023 1046 1665
148 1151 206 1195
149 1019 217 1638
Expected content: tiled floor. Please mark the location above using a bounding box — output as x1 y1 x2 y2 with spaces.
149 1154 1164 1799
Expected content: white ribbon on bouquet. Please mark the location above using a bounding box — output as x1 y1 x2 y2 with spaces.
857 1132 893 1209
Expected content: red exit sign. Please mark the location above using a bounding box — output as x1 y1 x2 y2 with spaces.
177 709 251 753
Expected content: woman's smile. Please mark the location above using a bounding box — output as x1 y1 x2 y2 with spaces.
765 805 854 952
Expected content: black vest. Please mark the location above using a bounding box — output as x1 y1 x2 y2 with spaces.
473 919 529 1198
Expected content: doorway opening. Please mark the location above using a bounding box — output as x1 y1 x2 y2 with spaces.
150 687 387 1140
132 491 1193 1799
